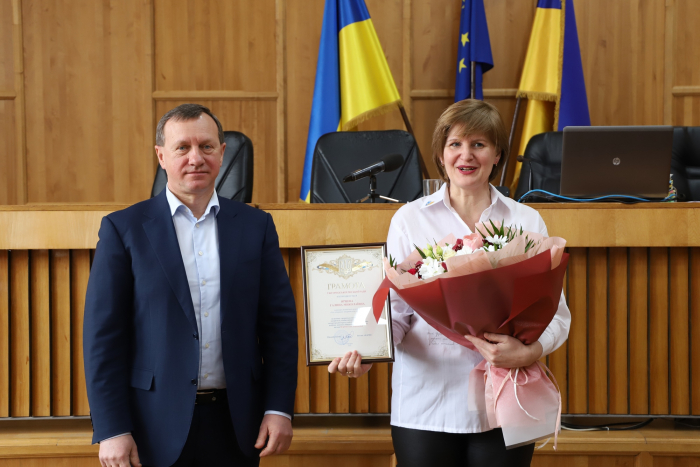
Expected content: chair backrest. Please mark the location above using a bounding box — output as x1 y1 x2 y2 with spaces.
671 126 700 201
151 131 254 202
513 131 563 201
310 130 423 203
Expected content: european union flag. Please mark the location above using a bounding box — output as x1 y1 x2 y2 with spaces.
455 0 493 101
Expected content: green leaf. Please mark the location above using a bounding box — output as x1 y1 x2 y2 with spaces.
475 226 488 239
413 243 427 259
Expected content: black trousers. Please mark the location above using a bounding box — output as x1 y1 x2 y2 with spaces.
164 398 260 467
392 425 535 467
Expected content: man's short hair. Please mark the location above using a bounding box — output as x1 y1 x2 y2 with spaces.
155 103 225 146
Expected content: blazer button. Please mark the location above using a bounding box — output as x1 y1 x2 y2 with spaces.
191 379 197 386
193 333 198 340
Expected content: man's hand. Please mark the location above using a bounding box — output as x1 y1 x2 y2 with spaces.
255 414 293 457
99 434 141 467
464 333 543 369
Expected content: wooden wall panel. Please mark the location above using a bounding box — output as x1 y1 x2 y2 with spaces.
649 248 669 415
368 363 390 413
669 248 689 415
0 100 16 206
587 248 607 414
629 247 649 414
0 0 13 91
154 0 277 92
0 251 8 417
50 250 71 416
10 250 29 417
574 0 665 126
155 100 278 203
22 0 153 203
608 248 628 414
692 248 700 415
289 249 310 414
674 96 700 127
30 250 50 416
567 248 587 414
673 0 700 88
411 0 459 91
71 250 90 416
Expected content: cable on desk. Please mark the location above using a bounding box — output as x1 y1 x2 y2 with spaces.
561 419 653 431
517 189 672 204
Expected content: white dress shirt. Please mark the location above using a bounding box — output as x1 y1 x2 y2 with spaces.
165 187 290 420
386 183 571 433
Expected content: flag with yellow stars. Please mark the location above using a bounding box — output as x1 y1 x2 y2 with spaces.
511 0 590 193
455 0 493 101
299 0 401 203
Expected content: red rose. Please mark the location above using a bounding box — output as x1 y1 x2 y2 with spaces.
415 261 423 268
452 239 463 251
441 262 447 271
408 268 418 275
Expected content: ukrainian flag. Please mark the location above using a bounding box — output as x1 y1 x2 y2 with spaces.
299 0 401 203
511 0 590 192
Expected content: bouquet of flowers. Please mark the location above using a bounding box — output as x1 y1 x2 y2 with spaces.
371 220 568 449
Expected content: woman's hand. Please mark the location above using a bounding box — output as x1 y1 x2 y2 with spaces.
464 333 543 369
328 350 373 378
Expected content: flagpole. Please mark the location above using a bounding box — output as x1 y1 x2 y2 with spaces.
500 96 522 186
398 104 430 179
470 61 476 99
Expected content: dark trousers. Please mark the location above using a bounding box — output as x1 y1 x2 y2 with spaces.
165 397 260 467
392 425 535 467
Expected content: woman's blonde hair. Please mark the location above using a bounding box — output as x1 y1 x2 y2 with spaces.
431 99 509 183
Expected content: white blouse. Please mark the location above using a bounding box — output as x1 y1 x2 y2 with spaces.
387 183 571 433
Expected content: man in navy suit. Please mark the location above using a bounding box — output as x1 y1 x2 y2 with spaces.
83 104 298 467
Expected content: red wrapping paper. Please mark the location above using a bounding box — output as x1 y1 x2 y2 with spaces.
372 250 569 351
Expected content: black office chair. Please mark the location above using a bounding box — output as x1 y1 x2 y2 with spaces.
513 131 563 201
151 131 254 202
310 130 423 203
671 126 700 201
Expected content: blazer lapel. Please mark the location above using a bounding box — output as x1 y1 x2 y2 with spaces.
216 201 241 329
142 191 198 334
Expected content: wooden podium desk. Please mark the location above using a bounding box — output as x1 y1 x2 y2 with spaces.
2 202 700 466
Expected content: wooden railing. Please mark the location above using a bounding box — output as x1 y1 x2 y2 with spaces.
2 203 700 417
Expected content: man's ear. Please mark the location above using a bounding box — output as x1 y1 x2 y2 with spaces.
219 142 226 167
155 146 166 169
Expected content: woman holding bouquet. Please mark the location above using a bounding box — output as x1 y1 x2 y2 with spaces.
329 99 571 466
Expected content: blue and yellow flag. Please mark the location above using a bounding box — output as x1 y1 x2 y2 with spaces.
511 0 590 191
455 0 493 101
299 0 401 202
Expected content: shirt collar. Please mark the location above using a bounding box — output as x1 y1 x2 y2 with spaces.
422 182 505 216
165 185 220 219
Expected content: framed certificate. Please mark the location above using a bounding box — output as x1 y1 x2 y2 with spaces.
301 243 394 366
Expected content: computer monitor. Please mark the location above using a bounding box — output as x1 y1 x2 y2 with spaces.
560 126 673 199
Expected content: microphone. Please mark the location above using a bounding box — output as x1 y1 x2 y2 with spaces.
342 154 404 183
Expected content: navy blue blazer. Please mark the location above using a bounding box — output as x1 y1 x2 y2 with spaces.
83 190 298 466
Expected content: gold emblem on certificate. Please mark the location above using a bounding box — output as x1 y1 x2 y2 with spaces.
302 243 394 365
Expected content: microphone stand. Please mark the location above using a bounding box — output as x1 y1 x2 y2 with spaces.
356 175 401 203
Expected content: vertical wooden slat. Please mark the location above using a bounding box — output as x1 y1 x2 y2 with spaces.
289 250 309 414
30 250 50 416
548 269 567 412
369 362 390 413
309 365 330 413
588 248 608 413
51 250 71 416
330 372 349 413
567 248 588 413
629 248 649 414
608 248 628 414
349 373 369 413
71 250 90 415
669 248 689 415
692 248 700 415
10 250 30 417
649 247 669 414
0 251 9 417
